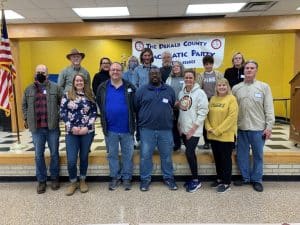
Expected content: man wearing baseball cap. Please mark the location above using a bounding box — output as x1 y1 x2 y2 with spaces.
58 48 91 93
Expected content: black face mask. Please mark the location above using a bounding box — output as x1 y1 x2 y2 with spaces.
36 73 46 83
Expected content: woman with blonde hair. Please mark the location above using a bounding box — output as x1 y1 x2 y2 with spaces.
205 78 238 193
60 73 97 196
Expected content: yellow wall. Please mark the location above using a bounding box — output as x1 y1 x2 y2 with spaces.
19 39 131 90
18 33 295 118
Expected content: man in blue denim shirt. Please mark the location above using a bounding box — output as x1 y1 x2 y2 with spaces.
135 67 178 192
133 48 157 88
96 62 136 191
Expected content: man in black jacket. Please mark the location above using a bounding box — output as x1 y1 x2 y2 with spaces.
96 62 136 191
224 52 245 88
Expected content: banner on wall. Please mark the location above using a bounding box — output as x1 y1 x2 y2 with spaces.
132 36 225 68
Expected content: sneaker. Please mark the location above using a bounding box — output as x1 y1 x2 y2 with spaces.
217 184 231 193
233 180 250 186
164 178 178 190
186 180 202 193
123 179 132 191
37 182 47 194
65 182 79 196
210 180 222 188
109 178 121 191
252 182 264 192
79 179 89 193
183 180 192 188
140 180 151 191
50 178 60 191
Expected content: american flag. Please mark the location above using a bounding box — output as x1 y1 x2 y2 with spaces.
0 9 16 116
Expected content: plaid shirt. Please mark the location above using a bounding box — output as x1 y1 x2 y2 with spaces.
34 82 48 128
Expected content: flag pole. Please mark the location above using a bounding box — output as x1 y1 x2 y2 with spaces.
0 0 26 151
11 75 20 144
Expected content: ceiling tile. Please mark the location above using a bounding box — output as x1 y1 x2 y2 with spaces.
30 0 68 9
95 0 127 6
18 9 51 19
46 8 78 18
127 0 158 6
5 0 37 10
63 0 97 7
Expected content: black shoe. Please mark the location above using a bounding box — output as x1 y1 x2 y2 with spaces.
253 182 264 192
164 178 178 190
210 180 222 188
140 180 150 191
37 182 47 194
233 180 250 186
217 184 231 193
123 179 132 191
109 178 121 191
51 178 60 191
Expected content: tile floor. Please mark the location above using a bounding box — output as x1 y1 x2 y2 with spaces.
0 122 299 153
0 181 299 225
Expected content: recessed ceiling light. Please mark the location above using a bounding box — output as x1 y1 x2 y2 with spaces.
73 7 130 18
186 3 246 14
0 10 24 19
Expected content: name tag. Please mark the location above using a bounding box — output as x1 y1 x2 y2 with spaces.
127 88 132 93
162 98 169 103
255 93 262 98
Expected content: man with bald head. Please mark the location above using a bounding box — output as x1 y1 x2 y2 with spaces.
22 64 62 194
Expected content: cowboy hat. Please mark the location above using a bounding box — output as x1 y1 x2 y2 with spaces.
66 48 85 60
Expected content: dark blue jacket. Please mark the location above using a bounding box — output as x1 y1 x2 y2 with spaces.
134 83 175 130
96 79 136 136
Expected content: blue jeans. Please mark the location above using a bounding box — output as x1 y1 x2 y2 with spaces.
140 128 174 181
104 131 134 180
66 132 94 182
31 128 60 182
237 130 265 183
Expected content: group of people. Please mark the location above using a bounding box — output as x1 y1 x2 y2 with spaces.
21 47 275 196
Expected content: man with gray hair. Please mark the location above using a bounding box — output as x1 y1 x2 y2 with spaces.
232 60 275 192
160 51 173 83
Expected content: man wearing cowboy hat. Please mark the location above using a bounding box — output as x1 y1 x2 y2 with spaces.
58 48 91 93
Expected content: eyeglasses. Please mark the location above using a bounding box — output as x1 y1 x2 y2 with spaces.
36 72 46 75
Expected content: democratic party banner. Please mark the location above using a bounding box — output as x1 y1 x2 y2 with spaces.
132 36 225 68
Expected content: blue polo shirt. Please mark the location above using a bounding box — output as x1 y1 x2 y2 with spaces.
105 81 129 133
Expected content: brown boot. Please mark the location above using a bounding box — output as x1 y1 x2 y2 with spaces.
65 182 78 196
79 179 89 193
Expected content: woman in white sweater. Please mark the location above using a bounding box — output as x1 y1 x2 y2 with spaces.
178 69 209 193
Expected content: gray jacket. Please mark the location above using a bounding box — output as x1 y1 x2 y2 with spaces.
22 81 62 132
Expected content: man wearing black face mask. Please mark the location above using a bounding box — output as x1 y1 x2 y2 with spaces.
134 68 178 192
22 64 62 194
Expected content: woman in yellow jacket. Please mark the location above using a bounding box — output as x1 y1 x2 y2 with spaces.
205 78 238 193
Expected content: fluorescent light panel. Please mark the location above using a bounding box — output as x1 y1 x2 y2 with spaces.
0 10 24 19
186 3 246 14
73 7 130 17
